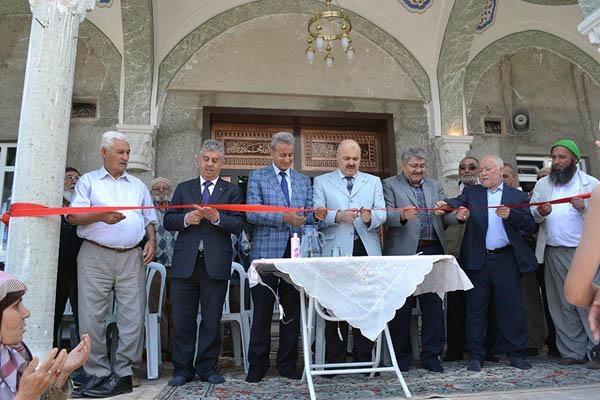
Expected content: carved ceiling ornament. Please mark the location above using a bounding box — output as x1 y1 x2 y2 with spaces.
398 0 434 13
476 0 497 33
29 0 95 21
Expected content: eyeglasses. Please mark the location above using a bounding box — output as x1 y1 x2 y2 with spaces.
459 164 477 171
65 175 80 181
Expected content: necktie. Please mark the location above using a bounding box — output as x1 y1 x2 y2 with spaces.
279 171 291 206
202 181 212 204
344 176 354 194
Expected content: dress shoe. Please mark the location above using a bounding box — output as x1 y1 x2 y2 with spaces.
586 360 600 370
509 357 532 370
523 348 540 357
199 373 226 384
168 375 192 386
71 375 108 398
422 358 444 373
245 367 268 383
558 357 587 365
279 369 302 380
84 374 132 398
70 368 89 388
466 359 482 372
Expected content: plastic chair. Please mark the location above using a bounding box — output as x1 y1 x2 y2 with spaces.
145 262 166 380
197 262 252 373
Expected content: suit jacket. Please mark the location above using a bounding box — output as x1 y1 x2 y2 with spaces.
164 177 243 280
246 166 313 260
530 170 600 263
382 175 456 256
313 170 386 257
447 184 537 274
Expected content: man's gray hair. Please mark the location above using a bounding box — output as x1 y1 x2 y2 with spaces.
400 146 427 163
271 132 294 148
101 131 129 150
483 154 504 168
198 139 225 159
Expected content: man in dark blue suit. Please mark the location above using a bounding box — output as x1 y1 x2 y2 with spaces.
445 154 537 372
164 140 243 386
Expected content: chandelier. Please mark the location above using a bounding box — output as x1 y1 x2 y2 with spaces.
305 0 355 67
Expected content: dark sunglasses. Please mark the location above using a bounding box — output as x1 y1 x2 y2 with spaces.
459 164 478 171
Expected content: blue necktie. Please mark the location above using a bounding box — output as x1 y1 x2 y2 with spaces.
344 176 354 194
202 181 212 204
279 171 290 206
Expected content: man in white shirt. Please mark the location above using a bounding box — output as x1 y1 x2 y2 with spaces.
68 131 157 397
531 139 600 365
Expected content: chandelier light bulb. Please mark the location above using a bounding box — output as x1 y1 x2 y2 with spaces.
341 34 349 50
306 47 315 64
346 46 355 63
325 53 334 68
316 36 325 52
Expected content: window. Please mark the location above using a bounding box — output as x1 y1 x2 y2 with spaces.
0 143 17 262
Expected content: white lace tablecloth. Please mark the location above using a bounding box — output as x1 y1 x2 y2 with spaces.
249 255 473 341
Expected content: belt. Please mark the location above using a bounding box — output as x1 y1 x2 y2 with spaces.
418 240 440 247
485 245 512 255
86 240 137 253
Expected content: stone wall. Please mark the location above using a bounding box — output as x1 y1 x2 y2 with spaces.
466 47 600 177
0 15 122 175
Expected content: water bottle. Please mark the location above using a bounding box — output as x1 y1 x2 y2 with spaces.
291 233 301 258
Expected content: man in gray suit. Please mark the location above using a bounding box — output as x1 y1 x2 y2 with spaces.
383 146 456 373
314 139 386 364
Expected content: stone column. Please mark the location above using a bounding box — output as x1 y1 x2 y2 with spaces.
115 124 157 172
436 135 474 197
6 0 94 358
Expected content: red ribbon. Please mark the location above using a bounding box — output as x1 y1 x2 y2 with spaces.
0 192 591 226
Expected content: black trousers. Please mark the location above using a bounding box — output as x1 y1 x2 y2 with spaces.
446 276 498 359
53 261 79 348
171 255 228 378
388 242 445 368
248 241 300 374
466 250 527 361
536 263 558 353
325 238 375 363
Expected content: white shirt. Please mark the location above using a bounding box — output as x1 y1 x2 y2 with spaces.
546 175 583 247
272 164 292 197
199 176 219 197
71 167 157 248
485 183 510 250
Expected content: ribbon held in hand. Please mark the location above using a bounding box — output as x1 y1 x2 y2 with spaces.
0 192 592 226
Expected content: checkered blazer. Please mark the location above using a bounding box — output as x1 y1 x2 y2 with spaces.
246 166 313 260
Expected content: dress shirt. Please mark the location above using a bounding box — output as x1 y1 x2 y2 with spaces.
485 182 510 250
404 175 437 242
273 164 292 198
71 167 157 248
337 169 357 187
546 175 583 247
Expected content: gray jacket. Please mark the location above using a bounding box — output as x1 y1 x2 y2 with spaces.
382 175 456 256
530 169 599 263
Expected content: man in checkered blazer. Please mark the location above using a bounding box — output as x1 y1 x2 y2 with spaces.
245 132 313 383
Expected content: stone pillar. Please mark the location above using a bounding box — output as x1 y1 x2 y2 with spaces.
6 0 94 358
115 124 157 172
436 135 474 197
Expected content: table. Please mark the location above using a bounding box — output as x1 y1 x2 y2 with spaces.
249 254 473 400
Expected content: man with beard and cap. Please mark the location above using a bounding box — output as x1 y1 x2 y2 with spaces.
531 139 600 365
53 167 83 348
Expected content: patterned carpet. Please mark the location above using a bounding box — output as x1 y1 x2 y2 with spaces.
154 357 600 399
